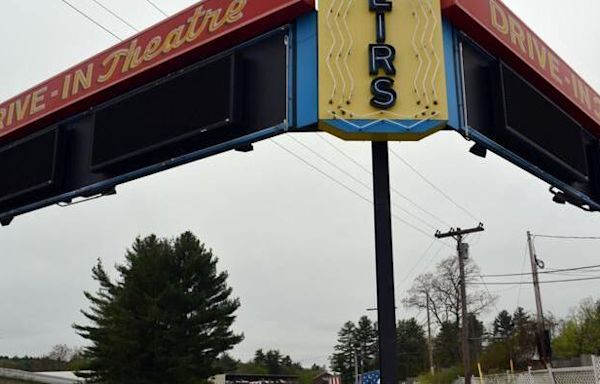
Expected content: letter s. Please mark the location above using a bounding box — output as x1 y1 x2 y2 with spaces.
370 77 397 109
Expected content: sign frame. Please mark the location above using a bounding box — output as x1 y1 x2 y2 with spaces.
0 0 314 144
0 24 303 226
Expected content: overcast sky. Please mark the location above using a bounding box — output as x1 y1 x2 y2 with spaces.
1 0 600 368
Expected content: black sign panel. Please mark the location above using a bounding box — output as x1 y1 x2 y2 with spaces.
461 36 600 208
91 55 239 171
0 30 288 224
0 128 61 203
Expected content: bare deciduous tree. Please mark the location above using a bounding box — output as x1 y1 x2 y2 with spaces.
402 256 497 328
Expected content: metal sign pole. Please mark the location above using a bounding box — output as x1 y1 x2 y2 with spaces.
371 141 398 384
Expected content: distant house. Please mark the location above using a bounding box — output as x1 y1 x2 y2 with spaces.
211 373 298 384
312 371 336 384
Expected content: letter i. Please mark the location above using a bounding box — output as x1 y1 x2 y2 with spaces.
62 74 72 100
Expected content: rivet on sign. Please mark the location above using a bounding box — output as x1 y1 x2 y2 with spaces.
433 100 438 105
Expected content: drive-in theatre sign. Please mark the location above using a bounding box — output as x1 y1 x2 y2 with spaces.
0 0 312 139
2 2 600 384
0 0 314 225
442 0 600 211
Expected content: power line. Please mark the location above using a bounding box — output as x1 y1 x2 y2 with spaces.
270 139 445 242
474 276 600 285
287 135 439 231
397 239 437 284
534 234 600 240
478 274 500 314
389 144 480 223
90 0 139 32
59 0 122 40
398 242 446 288
481 264 600 277
144 0 168 17
317 134 452 228
516 241 529 309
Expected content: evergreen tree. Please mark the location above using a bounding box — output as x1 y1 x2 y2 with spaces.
396 318 427 380
433 321 460 368
331 321 357 384
74 232 243 384
354 316 378 372
493 310 515 338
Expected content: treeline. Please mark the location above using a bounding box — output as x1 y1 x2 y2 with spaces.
216 349 324 384
0 344 87 372
330 255 600 383
330 316 429 382
2 345 323 384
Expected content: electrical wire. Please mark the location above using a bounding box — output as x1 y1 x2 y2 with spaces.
317 134 452 228
90 0 139 32
144 0 168 17
397 239 437 284
389 144 480 223
287 135 439 231
474 276 600 285
59 0 123 40
481 264 600 278
478 273 500 314
398 242 446 289
270 139 453 245
516 241 529 309
534 235 600 240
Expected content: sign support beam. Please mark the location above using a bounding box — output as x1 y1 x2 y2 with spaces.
371 141 398 384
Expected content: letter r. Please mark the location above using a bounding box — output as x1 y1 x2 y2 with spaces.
369 44 396 76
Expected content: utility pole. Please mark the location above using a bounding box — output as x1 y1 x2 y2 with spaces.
435 224 485 384
371 142 397 384
527 231 548 365
426 292 434 375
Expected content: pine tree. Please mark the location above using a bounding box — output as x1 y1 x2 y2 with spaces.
331 321 357 384
396 318 427 380
354 316 378 372
74 232 243 384
493 310 515 338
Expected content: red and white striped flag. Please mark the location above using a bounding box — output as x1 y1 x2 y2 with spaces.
328 376 342 384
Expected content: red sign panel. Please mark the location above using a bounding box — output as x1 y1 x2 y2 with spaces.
0 0 314 143
442 0 600 137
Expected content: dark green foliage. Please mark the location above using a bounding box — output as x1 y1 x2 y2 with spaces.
467 313 484 360
480 307 537 371
250 349 302 375
74 232 243 384
433 321 460 369
236 349 322 384
492 310 514 338
330 321 358 384
354 316 378 372
396 318 427 380
215 353 240 373
331 317 429 382
0 356 72 372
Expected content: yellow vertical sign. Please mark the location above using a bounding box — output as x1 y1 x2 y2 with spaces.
318 0 448 141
